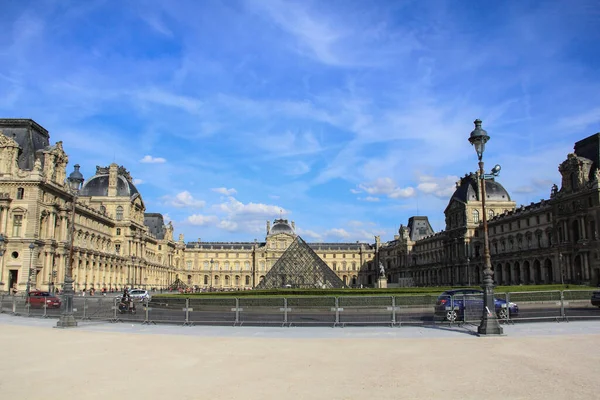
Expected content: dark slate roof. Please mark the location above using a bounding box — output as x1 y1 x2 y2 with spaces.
308 242 373 251
0 119 50 171
449 173 511 204
144 213 166 239
407 216 434 242
268 219 295 236
80 173 140 197
186 242 256 250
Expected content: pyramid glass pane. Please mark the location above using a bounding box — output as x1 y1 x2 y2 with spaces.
257 236 347 289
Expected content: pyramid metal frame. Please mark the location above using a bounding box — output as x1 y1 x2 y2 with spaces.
167 277 189 290
257 236 347 289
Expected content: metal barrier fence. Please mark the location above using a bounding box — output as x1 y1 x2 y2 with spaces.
0 290 598 327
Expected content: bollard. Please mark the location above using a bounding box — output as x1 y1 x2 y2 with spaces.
391 296 397 327
234 298 240 326
12 296 18 316
142 299 155 325
560 291 567 322
82 298 90 321
110 297 120 323
42 302 48 318
183 298 193 326
283 298 288 327
334 297 340 327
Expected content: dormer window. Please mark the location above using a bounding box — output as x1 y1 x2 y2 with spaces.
472 210 480 224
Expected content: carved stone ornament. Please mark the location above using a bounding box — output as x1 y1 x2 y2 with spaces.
0 131 20 148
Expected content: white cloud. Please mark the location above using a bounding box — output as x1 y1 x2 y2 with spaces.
363 196 380 202
140 155 167 164
163 191 206 208
297 228 322 240
217 197 285 217
357 177 415 199
212 187 238 196
133 178 143 185
186 214 218 225
388 187 416 199
218 220 239 231
416 175 460 199
325 228 351 239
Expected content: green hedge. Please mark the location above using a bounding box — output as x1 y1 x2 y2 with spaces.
154 284 595 299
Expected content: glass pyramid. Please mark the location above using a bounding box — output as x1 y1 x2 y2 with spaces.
257 236 347 289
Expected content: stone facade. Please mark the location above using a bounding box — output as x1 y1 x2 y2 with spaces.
0 119 183 294
385 132 600 287
182 219 376 289
3 118 597 292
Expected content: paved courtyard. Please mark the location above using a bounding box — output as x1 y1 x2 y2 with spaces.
1 315 599 400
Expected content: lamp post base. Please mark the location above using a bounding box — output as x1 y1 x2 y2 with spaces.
55 314 78 328
477 315 503 335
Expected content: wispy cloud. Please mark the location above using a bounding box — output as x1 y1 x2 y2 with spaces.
212 187 237 196
140 155 167 164
163 191 205 208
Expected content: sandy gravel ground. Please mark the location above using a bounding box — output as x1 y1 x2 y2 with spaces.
0 317 599 400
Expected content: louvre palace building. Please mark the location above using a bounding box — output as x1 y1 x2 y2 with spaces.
0 118 599 293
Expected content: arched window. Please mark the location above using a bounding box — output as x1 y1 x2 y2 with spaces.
472 210 480 224
116 206 123 221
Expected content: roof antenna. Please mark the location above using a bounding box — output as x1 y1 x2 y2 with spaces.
416 192 420 216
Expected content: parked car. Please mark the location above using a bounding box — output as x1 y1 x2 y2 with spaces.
27 291 62 309
435 289 519 322
128 289 151 302
591 291 600 307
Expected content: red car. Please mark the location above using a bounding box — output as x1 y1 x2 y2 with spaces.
27 291 62 308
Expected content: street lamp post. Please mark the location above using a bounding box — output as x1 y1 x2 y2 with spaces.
26 242 35 297
56 164 84 328
468 119 503 335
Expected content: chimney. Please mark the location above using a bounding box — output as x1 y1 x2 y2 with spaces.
108 163 118 196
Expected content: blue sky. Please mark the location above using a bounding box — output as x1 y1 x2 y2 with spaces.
1 0 600 243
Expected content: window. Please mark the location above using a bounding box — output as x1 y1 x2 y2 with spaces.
333 262 337 271
12 214 23 236
352 262 356 271
472 210 480 224
116 228 121 235
116 206 124 221
158 245 162 250
186 261 192 271
16 188 24 199
115 244 121 254
245 276 250 285
244 261 250 270
488 209 494 220
204 275 208 285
